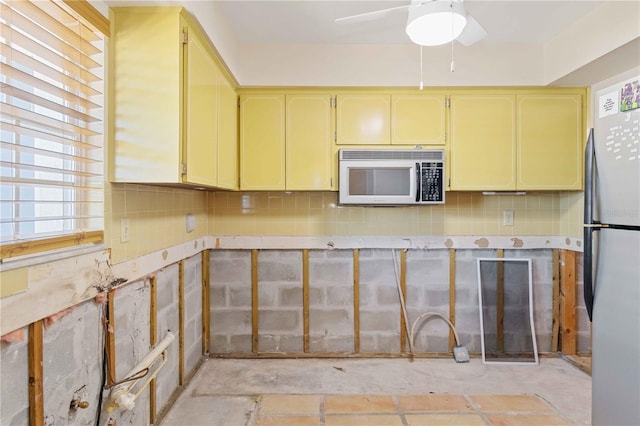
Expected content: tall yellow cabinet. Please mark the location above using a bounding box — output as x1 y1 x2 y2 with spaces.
111 7 237 189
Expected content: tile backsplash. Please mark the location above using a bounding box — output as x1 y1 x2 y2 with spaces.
208 191 584 238
105 186 583 263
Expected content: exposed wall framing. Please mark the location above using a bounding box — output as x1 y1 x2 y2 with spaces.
560 250 577 355
28 320 44 426
353 249 360 353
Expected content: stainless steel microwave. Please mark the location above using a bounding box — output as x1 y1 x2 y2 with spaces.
338 149 445 205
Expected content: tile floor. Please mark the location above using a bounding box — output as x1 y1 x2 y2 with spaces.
160 358 591 426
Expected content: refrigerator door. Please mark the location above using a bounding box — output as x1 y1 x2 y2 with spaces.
592 228 640 425
593 91 640 227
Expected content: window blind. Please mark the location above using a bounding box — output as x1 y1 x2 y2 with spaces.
0 0 105 259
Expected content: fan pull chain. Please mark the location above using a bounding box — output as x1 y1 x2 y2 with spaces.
419 45 424 90
450 0 456 72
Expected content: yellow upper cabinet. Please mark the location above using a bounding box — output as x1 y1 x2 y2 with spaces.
336 94 390 145
449 94 516 190
286 94 334 190
217 72 238 190
391 95 447 145
240 94 286 190
184 23 218 187
111 7 237 188
517 94 584 190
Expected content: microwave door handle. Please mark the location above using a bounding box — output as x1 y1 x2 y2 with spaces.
415 163 421 202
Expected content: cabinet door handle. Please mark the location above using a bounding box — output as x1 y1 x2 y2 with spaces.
415 163 421 202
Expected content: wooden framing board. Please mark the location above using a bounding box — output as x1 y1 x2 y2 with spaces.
448 249 456 352
28 320 44 426
251 249 259 353
560 250 577 355
178 260 185 385
149 275 158 424
399 249 407 353
302 249 310 353
106 291 116 387
202 249 210 355
551 249 560 352
496 249 505 353
353 249 360 353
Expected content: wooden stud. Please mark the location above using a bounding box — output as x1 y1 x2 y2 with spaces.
303 249 310 353
560 250 577 355
149 275 157 424
251 249 259 353
202 249 210 355
106 291 116 387
178 260 185 385
28 320 44 426
399 249 407 353
448 249 456 352
496 249 505 353
551 249 560 352
353 249 360 353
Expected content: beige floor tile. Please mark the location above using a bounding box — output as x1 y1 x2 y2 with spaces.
398 395 473 412
405 413 487 426
259 394 321 415
471 395 552 412
325 414 404 426
486 414 570 426
256 415 320 426
324 395 397 413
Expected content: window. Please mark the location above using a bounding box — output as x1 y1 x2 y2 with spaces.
1 0 108 260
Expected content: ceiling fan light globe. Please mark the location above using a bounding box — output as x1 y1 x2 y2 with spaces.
405 1 467 46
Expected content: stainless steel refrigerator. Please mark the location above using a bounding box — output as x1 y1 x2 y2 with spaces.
584 77 640 426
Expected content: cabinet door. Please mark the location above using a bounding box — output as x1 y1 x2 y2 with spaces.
517 94 583 190
240 94 285 190
286 95 333 190
391 95 446 145
216 72 238 190
336 95 390 145
112 8 182 183
184 23 218 187
450 95 516 190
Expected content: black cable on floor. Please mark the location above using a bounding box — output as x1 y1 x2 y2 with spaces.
95 301 109 426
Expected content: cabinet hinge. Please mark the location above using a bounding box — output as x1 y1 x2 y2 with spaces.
182 27 188 44
334 131 337 142
181 163 187 175
330 177 334 188
237 97 240 108
446 97 451 108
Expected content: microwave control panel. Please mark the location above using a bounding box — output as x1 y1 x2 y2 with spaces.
420 162 444 203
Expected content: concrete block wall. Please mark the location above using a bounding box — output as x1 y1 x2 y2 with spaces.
155 263 180 415
309 250 354 352
184 254 204 374
210 250 253 352
43 301 103 425
0 255 204 426
113 278 151 425
1 328 29 424
209 248 568 356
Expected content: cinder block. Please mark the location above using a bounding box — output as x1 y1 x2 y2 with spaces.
229 286 252 307
212 310 252 335
258 310 300 332
309 309 351 332
324 286 350 306
280 286 302 306
157 263 179 311
210 286 226 307
360 310 399 332
228 335 253 352
259 334 303 352
309 261 352 284
309 334 354 353
0 329 29 425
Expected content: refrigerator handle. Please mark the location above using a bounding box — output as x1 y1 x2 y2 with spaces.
583 128 596 321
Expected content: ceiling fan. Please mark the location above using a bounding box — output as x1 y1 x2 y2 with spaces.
335 0 487 47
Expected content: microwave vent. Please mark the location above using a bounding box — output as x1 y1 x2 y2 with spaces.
340 149 444 161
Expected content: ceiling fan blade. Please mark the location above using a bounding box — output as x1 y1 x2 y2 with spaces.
456 15 487 46
335 4 411 24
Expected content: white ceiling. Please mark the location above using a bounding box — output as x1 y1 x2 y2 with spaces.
103 0 640 86
213 0 604 45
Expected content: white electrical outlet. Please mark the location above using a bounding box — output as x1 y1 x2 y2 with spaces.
186 214 196 233
120 218 130 243
503 210 514 226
